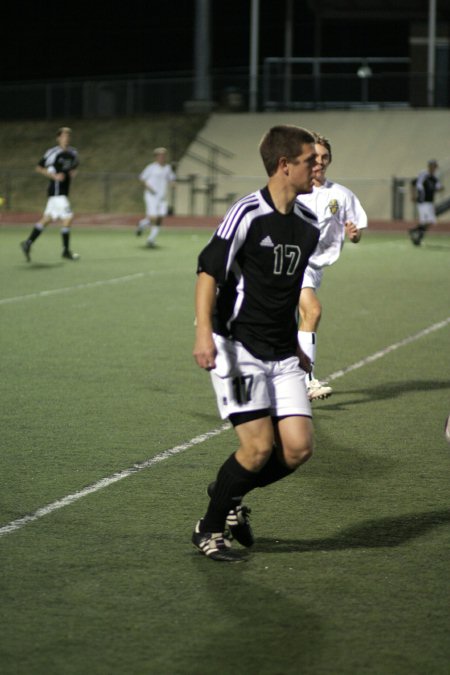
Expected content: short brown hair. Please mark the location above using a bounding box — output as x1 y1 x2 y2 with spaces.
313 132 332 163
57 126 72 136
259 125 315 176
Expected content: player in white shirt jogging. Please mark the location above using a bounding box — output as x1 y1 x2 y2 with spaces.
136 147 176 247
297 133 368 401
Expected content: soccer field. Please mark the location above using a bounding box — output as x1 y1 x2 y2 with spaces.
1 225 449 675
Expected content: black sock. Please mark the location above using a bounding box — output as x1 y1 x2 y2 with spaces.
201 454 259 532
27 227 43 244
418 224 429 240
62 231 70 252
255 447 294 487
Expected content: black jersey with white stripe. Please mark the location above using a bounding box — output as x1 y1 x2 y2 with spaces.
197 186 319 360
415 171 442 203
38 145 79 197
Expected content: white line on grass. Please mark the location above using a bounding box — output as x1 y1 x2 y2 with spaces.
1 316 449 538
327 317 450 381
0 273 146 305
0 424 230 537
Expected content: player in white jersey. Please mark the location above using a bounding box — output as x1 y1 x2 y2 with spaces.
297 133 368 401
136 147 176 247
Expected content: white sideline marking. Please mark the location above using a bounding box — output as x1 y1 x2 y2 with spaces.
0 273 146 305
1 316 449 538
0 424 230 537
327 317 450 381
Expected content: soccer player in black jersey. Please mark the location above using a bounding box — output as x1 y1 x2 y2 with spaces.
192 125 320 562
20 127 80 262
409 159 444 246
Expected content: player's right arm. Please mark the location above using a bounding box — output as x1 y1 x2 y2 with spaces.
35 165 64 181
193 272 217 370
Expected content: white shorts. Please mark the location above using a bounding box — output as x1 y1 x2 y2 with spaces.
210 334 311 420
44 196 73 221
301 265 324 290
144 191 168 218
417 202 437 225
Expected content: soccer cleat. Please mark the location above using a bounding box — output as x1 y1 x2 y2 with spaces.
307 378 333 401
62 250 80 260
135 227 142 236
192 520 244 562
226 505 254 547
207 481 254 547
408 228 421 246
20 241 31 262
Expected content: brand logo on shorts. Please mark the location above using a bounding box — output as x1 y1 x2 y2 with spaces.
260 235 274 247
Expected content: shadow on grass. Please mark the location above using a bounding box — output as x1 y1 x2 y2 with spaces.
19 262 65 269
189 552 324 673
319 379 450 410
254 508 450 553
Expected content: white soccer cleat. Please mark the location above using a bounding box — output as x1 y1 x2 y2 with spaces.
307 378 333 401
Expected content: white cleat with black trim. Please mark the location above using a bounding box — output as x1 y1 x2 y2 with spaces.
307 378 333 401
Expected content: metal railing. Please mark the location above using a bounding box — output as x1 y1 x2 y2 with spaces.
0 169 238 216
0 60 448 119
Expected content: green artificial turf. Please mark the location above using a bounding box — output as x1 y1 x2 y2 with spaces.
1 226 449 674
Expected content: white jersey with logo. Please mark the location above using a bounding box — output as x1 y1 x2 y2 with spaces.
139 162 175 199
297 179 368 269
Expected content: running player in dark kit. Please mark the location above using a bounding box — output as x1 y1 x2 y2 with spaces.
21 127 80 262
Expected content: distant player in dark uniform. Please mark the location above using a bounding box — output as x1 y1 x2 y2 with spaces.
409 159 443 246
191 124 320 562
20 126 80 262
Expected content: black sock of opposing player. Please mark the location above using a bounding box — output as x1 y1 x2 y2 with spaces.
418 224 429 240
61 230 70 252
27 226 43 245
201 454 259 533
255 447 294 487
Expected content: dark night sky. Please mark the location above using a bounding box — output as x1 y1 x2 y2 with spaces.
3 1 408 83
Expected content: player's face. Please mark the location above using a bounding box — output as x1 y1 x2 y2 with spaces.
58 131 71 148
313 143 331 185
287 142 316 194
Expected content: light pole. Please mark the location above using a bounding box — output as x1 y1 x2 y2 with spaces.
427 0 437 106
249 0 260 112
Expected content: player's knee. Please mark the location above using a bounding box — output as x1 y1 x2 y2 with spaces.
238 440 273 471
300 302 322 327
309 303 322 324
284 442 313 470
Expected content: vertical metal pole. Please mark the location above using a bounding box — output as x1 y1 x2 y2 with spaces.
427 0 437 107
194 0 211 101
283 0 293 110
249 0 260 112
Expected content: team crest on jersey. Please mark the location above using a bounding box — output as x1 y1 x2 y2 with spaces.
328 199 339 215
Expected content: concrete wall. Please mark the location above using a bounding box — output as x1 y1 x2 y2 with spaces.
175 109 450 220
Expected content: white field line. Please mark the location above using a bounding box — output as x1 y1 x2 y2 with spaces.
0 273 146 305
0 424 230 537
327 317 450 381
1 316 449 539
